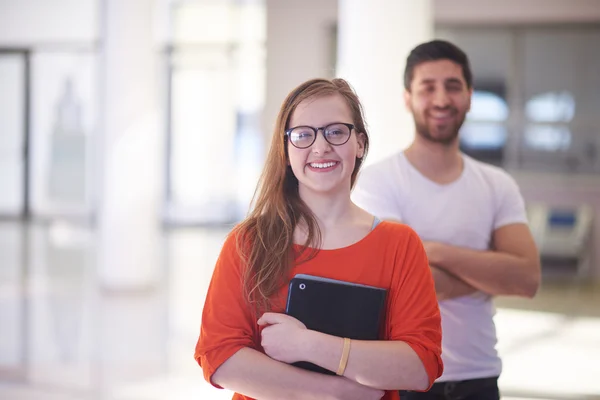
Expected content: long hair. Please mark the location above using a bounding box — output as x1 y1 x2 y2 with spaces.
235 78 370 312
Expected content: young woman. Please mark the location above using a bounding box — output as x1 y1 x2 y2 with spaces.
195 78 443 400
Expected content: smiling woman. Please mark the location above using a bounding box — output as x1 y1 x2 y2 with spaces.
194 78 443 400
286 96 365 197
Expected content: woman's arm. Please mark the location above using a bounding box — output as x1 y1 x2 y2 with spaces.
258 313 429 391
257 228 443 392
301 332 429 390
212 347 385 400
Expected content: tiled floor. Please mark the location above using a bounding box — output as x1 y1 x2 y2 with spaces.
0 221 598 400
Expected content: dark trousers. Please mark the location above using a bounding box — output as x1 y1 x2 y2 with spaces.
400 377 499 400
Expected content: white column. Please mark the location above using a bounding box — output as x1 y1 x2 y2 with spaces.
97 0 163 290
264 0 338 138
337 0 433 164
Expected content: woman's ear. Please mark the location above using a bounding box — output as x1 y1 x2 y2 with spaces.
356 132 366 158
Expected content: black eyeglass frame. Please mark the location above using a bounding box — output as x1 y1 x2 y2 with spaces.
284 122 355 149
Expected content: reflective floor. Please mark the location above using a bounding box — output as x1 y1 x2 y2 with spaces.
0 221 598 400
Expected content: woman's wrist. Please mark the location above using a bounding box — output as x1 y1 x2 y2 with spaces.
293 328 317 362
301 330 346 373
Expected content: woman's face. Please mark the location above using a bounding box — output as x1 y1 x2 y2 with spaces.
286 94 365 197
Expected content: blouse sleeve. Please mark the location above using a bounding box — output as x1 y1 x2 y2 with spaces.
386 227 443 389
194 230 258 388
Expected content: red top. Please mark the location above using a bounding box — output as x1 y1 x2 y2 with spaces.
195 221 443 400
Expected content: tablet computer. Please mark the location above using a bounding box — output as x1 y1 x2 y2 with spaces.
285 274 387 374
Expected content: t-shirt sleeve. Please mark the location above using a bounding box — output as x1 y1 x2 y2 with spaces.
194 230 258 388
494 172 528 230
386 227 443 390
352 166 404 222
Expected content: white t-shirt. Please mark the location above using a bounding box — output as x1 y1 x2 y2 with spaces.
352 152 527 382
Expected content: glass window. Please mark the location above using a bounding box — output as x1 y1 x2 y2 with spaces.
461 90 509 149
461 122 508 149
519 28 599 172
468 90 510 122
165 0 266 225
524 91 575 152
524 125 572 151
526 91 575 123
460 90 508 165
437 25 600 173
30 52 97 217
0 53 26 216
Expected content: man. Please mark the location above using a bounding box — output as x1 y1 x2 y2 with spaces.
352 40 541 400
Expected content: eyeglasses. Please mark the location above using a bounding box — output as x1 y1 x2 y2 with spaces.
285 122 355 149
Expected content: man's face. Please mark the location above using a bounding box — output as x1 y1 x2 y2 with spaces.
404 59 472 145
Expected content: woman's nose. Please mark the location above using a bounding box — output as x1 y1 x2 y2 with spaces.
311 130 332 154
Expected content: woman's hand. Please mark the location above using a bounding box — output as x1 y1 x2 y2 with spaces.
257 312 308 364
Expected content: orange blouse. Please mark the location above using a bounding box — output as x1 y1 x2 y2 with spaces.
195 221 443 400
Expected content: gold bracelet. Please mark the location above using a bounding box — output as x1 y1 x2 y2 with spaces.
336 338 351 376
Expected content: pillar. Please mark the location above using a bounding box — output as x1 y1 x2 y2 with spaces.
337 0 433 163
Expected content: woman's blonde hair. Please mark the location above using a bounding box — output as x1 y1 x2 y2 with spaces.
235 78 369 312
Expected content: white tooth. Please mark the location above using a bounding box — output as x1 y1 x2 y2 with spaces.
310 162 336 168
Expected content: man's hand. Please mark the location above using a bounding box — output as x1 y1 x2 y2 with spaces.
430 266 477 301
257 312 308 364
422 241 442 265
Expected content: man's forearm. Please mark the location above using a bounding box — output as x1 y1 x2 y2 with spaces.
430 266 477 300
302 331 430 391
428 244 539 297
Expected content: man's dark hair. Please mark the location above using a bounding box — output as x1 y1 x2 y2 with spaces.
404 40 473 91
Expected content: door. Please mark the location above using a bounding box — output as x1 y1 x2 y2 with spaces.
0 51 28 217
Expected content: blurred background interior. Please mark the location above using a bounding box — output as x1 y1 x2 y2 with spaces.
0 0 599 399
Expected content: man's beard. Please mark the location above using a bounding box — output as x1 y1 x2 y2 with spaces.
414 109 466 146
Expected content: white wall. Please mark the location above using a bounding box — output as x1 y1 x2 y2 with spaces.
264 0 338 138
0 0 99 45
435 0 600 24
